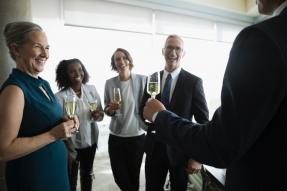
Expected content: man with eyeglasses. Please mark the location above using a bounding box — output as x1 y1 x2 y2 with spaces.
140 34 209 191
143 0 287 190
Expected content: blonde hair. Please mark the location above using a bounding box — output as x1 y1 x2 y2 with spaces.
3 21 43 60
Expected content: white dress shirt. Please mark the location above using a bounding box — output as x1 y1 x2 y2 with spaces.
273 0 287 16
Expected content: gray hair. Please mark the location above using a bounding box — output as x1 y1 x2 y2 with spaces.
3 21 43 60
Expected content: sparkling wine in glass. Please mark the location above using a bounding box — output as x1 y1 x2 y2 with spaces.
113 88 122 104
64 94 78 133
147 72 160 99
65 95 76 118
89 99 98 112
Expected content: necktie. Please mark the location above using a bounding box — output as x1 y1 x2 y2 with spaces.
162 73 172 107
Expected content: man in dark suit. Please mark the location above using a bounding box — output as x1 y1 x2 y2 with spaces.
143 0 287 191
141 34 209 191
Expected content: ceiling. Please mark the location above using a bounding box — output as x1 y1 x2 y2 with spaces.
178 0 259 16
106 0 260 25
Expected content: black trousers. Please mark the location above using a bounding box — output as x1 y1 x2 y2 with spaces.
108 134 145 191
145 142 187 191
69 143 97 191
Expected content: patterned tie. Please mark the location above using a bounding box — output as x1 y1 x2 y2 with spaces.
162 73 172 107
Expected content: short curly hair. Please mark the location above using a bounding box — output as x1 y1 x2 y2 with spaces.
55 58 89 90
110 48 134 71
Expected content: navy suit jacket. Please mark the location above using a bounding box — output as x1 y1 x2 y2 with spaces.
155 8 287 191
141 69 209 166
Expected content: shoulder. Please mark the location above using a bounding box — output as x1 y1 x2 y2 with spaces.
84 84 96 90
256 14 287 43
134 73 146 78
0 85 24 113
256 12 287 31
1 84 23 98
235 14 287 46
1 73 25 93
55 89 67 98
180 69 201 82
132 73 147 81
105 76 118 84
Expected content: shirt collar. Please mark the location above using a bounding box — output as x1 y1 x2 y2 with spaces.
273 0 287 16
163 67 181 79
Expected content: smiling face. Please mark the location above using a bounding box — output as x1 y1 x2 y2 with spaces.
67 62 85 86
113 50 131 73
162 35 185 72
13 31 49 77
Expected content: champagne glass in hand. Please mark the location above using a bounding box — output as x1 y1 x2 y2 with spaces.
89 99 98 112
64 94 79 133
147 72 160 99
113 88 122 104
89 99 98 120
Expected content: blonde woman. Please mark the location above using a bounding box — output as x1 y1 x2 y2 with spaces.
104 48 146 191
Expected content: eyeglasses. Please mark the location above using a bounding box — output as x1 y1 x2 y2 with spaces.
165 46 183 54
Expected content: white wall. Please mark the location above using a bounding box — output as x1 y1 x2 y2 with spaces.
30 0 250 152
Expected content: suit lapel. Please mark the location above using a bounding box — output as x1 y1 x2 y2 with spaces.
281 6 287 15
114 76 121 88
131 74 138 111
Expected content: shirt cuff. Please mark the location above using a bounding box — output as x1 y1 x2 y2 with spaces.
152 112 159 122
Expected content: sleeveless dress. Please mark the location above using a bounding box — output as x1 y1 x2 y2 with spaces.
1 69 70 191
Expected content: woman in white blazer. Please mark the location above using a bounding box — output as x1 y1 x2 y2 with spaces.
55 58 104 191
104 48 146 191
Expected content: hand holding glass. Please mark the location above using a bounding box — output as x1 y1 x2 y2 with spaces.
147 72 160 99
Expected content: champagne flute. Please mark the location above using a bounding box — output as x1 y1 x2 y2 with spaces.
64 94 78 133
89 98 98 121
113 88 122 104
89 99 98 112
147 72 160 99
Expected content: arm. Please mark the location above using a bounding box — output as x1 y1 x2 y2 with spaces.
0 85 78 161
191 78 209 123
153 27 287 167
189 78 209 170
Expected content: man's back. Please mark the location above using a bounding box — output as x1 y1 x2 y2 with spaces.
144 2 287 191
223 8 287 191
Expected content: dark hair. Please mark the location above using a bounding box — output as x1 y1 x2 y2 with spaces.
55 58 90 90
3 21 43 60
110 48 134 71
